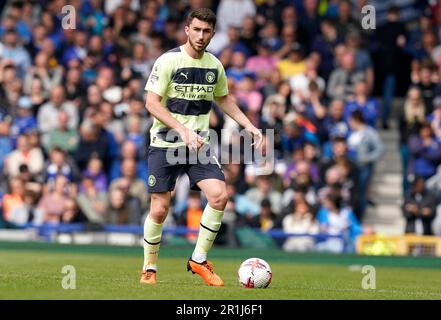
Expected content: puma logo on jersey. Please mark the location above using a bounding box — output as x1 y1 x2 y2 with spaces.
179 72 188 80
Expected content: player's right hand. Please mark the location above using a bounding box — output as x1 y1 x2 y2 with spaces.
178 127 204 152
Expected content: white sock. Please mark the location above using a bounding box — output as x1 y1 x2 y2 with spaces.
191 251 207 263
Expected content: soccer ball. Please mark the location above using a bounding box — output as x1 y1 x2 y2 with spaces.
238 258 272 288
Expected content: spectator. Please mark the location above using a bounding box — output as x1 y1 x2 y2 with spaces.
9 190 43 226
16 163 43 196
241 198 276 232
327 51 365 100
0 111 12 175
61 198 80 224
282 172 318 212
334 0 359 39
81 156 107 193
109 140 148 182
4 134 44 179
2 178 26 224
312 19 342 80
99 101 125 145
344 80 379 128
1 29 31 79
42 111 79 155
80 84 103 120
315 99 349 148
317 165 353 211
239 16 258 56
245 175 282 215
224 163 248 195
24 51 63 98
402 177 437 235
235 75 262 126
277 42 306 79
429 97 441 141
256 21 282 53
398 87 427 193
260 95 285 152
344 30 374 94
37 175 71 224
320 136 357 187
127 42 152 80
24 24 47 59
408 121 441 180
282 198 318 252
0 63 22 113
28 77 48 113
107 187 142 225
43 147 76 186
245 40 277 89
125 114 145 154
281 115 318 157
184 191 204 242
77 175 108 224
316 193 362 253
10 96 38 140
347 110 384 217
62 30 89 66
412 60 437 114
225 182 259 222
216 0 256 33
274 24 300 60
109 158 149 213
226 51 253 83
299 0 321 49
377 5 407 129
289 57 325 110
73 119 111 171
284 158 319 190
64 67 86 109
37 85 78 136
255 0 285 28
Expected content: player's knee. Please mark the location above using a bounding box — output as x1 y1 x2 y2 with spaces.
209 189 228 210
149 203 169 223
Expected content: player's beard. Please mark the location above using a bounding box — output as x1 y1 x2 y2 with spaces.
189 37 210 53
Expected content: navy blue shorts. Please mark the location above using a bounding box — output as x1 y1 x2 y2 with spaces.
147 145 225 193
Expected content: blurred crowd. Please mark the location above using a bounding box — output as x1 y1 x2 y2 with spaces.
0 0 441 253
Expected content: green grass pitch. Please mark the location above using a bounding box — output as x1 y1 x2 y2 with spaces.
1 241 441 300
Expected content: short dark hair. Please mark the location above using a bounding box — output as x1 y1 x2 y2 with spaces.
186 8 217 28
350 110 365 124
19 164 29 173
388 5 400 15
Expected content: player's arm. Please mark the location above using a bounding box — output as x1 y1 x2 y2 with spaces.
215 94 263 149
145 92 203 151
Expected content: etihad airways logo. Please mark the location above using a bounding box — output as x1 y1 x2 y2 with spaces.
174 84 214 93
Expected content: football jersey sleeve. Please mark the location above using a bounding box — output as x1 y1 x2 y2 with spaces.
214 64 229 97
145 55 173 97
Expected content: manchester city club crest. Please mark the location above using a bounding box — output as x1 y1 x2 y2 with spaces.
206 71 215 83
148 175 156 187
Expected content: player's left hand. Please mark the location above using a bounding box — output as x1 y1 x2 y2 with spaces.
245 125 263 150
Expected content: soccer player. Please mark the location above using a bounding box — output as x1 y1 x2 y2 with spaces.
140 8 263 286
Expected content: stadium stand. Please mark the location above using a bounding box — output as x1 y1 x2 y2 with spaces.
1 0 441 256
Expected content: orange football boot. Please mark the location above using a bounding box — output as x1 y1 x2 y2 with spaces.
187 258 224 287
140 269 157 285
